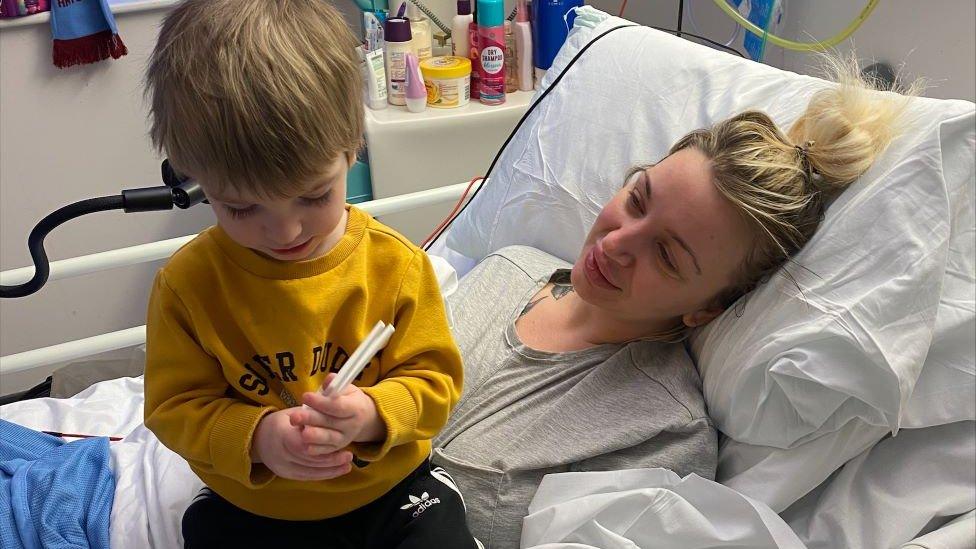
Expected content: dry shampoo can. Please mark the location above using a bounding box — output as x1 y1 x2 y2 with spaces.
476 0 505 105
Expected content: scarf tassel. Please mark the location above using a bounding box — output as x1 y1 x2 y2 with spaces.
52 29 127 69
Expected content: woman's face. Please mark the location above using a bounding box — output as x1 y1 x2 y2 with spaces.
571 147 754 329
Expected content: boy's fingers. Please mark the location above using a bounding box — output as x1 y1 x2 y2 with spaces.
316 372 339 394
302 391 355 418
290 407 329 429
300 425 347 449
285 462 352 481
289 450 352 468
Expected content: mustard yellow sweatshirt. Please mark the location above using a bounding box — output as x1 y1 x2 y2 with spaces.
144 206 462 520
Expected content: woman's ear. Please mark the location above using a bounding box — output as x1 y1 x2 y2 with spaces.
682 307 724 328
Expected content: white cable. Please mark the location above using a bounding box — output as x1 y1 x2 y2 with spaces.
686 0 740 48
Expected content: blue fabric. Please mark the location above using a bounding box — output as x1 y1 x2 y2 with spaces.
0 420 114 549
50 0 118 41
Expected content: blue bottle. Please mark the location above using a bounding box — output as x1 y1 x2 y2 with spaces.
531 0 584 75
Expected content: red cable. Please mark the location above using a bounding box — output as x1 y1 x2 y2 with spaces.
421 176 484 249
618 0 628 17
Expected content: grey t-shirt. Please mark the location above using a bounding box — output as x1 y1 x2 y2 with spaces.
433 246 717 549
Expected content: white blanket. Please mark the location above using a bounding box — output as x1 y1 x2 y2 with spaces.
0 376 200 549
520 469 805 549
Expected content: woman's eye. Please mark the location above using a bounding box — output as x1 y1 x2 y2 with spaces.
224 205 256 219
301 190 332 207
659 243 677 271
628 191 643 213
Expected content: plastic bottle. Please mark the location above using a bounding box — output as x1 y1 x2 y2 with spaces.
513 0 534 91
452 0 473 58
468 14 480 100
384 18 415 106
477 0 505 105
404 53 428 113
403 2 432 61
532 0 583 82
504 21 518 93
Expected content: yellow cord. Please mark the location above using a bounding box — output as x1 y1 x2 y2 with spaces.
711 0 879 52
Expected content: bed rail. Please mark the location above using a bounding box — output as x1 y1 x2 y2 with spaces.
0 182 469 376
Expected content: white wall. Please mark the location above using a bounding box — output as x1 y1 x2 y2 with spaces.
588 0 975 102
780 0 975 102
0 6 217 392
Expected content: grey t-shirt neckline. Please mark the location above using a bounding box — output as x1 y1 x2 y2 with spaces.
503 269 624 363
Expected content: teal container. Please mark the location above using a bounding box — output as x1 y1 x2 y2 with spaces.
346 159 373 204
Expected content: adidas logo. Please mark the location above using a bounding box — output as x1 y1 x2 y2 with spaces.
400 491 442 518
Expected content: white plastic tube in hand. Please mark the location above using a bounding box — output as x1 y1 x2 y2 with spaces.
322 322 395 397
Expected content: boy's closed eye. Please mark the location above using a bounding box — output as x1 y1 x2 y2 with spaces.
219 189 335 219
300 189 333 206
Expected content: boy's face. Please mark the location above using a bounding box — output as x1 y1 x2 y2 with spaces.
203 153 353 262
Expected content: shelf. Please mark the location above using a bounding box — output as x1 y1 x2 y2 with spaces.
364 90 535 126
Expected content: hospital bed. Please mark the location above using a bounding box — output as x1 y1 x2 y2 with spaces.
2 8 974 548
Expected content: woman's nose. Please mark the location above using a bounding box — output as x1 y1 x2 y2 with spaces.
602 228 636 268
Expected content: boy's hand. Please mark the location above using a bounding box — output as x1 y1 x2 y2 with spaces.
293 373 386 456
251 408 353 481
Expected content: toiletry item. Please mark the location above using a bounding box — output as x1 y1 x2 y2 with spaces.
451 0 473 57
467 20 480 100
384 17 415 106
403 1 433 61
404 53 427 113
514 0 534 91
363 11 384 52
532 0 583 79
503 21 518 93
476 0 505 105
359 46 388 110
420 56 471 109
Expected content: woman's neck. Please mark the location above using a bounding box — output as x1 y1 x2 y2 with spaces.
518 281 674 352
558 292 672 346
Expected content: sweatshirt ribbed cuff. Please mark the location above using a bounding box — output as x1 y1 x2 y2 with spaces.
356 381 419 461
210 403 275 487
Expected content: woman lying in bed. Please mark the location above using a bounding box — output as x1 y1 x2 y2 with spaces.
432 60 912 548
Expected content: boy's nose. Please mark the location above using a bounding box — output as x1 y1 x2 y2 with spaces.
264 218 303 246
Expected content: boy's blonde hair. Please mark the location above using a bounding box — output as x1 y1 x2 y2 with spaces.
146 0 363 198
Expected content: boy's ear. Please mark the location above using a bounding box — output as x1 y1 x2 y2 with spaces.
346 150 357 167
682 307 724 328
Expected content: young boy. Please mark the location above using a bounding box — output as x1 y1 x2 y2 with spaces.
142 2 477 547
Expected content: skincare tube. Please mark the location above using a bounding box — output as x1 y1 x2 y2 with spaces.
363 11 384 52
360 46 388 110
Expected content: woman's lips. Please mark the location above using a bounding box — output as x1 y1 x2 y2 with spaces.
585 244 621 291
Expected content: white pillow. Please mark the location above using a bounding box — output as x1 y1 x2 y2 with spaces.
442 10 975 447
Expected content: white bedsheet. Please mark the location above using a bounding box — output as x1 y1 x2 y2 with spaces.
520 469 805 549
0 376 200 549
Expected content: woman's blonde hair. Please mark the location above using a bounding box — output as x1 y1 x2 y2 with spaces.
671 54 917 314
145 0 363 198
